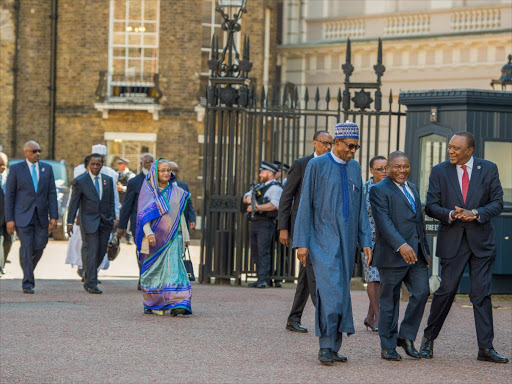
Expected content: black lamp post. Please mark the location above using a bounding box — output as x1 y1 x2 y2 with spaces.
491 54 512 91
207 0 252 107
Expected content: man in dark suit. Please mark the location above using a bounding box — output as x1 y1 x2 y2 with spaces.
169 161 196 230
278 130 333 333
67 154 115 294
117 153 154 289
370 151 430 361
420 132 508 364
5 141 58 293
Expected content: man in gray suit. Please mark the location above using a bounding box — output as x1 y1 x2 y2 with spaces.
67 154 115 294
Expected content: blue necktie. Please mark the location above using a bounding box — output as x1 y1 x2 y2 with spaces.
401 183 416 214
31 164 38 192
94 176 101 198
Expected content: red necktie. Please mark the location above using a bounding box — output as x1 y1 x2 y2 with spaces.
461 164 469 203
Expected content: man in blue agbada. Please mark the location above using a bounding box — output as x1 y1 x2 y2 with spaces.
293 121 373 366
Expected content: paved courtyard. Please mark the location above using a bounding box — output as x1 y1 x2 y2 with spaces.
1 241 511 383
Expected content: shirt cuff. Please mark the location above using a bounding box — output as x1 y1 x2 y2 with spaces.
143 222 154 236
397 243 407 252
448 210 454 223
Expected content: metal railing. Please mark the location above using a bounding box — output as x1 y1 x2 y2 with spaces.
95 71 163 103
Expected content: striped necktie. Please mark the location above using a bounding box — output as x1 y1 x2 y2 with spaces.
401 183 416 214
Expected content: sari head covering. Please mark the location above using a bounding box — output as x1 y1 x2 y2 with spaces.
135 159 192 313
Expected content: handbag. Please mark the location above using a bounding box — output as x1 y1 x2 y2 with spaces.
107 233 121 261
182 247 195 282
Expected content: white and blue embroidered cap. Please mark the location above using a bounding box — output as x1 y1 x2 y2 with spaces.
334 120 359 140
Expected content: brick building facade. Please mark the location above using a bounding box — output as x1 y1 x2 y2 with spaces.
0 0 279 230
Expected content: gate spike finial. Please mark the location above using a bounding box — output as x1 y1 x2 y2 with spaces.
373 38 386 83
294 87 299 108
282 85 288 108
260 86 266 108
325 88 331 110
337 88 342 103
388 89 393 105
304 88 309 109
342 38 354 82
315 87 320 109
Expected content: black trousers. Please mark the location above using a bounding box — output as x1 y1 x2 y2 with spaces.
378 252 429 350
424 233 495 349
250 220 275 283
83 223 112 288
16 212 48 289
287 255 317 323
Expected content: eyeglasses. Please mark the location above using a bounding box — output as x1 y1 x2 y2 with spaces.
316 140 333 147
372 167 387 172
158 169 172 173
30 149 42 154
341 141 361 151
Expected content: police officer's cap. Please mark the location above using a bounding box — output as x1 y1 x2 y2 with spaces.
273 161 290 172
117 157 130 165
259 161 279 173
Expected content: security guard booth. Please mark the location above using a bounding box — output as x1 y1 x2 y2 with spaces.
399 89 512 294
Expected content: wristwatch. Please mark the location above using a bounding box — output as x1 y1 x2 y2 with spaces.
471 209 479 218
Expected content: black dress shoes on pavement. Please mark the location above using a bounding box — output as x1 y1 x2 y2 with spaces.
144 308 153 314
87 286 102 294
419 337 434 359
170 308 186 317
23 287 34 294
397 337 420 359
318 348 334 366
332 351 348 362
256 282 268 288
381 349 402 361
248 281 258 288
477 348 509 363
286 321 308 333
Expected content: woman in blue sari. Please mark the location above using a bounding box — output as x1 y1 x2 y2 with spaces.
135 159 192 316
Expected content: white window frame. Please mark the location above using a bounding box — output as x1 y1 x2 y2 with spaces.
107 0 160 97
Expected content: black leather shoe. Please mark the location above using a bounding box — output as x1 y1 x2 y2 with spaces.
419 337 434 359
318 348 334 366
381 349 402 361
248 281 259 288
274 281 282 288
83 283 89 292
397 337 420 359
87 286 103 294
332 351 348 362
286 321 308 333
23 287 34 294
477 348 509 363
144 308 153 314
256 282 268 288
170 308 186 317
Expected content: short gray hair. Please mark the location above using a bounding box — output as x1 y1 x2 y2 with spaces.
23 141 40 150
0 152 8 163
140 153 154 162
168 161 178 169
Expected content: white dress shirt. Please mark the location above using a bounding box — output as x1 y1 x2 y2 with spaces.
89 171 103 199
26 159 39 182
456 156 474 189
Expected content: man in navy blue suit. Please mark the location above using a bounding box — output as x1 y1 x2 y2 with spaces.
67 154 115 294
5 141 58 293
169 161 196 230
117 153 154 289
420 132 508 364
370 151 430 361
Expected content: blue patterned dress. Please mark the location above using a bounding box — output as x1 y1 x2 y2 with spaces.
362 178 380 283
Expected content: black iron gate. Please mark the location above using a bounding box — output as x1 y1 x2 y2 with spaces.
199 5 405 284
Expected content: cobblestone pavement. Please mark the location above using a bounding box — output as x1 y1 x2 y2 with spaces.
0 241 511 383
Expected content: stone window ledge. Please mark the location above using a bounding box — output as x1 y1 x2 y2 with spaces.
94 102 162 120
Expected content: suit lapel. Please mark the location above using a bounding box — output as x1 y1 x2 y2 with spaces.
101 175 109 202
447 164 464 206
22 161 36 194
386 177 416 214
36 162 45 194
465 158 482 207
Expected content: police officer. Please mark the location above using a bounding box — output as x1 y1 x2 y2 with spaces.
243 161 283 288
